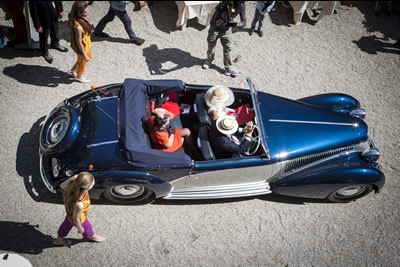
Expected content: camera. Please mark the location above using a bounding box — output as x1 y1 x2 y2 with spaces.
220 1 238 27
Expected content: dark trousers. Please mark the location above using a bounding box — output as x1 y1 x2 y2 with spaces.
39 20 60 53
95 6 137 40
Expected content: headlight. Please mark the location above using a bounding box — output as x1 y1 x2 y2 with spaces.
362 148 380 162
53 164 60 178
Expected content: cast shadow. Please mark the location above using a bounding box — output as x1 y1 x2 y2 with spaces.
269 2 295 27
3 64 74 87
153 193 328 206
143 44 213 75
16 117 111 205
355 1 400 41
16 117 63 204
353 35 400 55
0 221 84 254
147 1 180 33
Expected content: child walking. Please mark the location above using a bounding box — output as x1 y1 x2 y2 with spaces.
53 172 106 246
249 1 275 37
67 1 93 83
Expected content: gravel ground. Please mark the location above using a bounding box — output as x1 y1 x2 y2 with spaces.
0 1 399 266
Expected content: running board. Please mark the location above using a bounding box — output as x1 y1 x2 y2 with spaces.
164 181 271 200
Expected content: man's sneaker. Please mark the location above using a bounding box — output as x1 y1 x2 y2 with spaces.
258 31 263 37
249 29 254 36
224 68 240 77
202 59 211 69
131 37 145 46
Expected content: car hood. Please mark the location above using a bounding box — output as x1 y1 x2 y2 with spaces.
257 93 368 161
64 96 126 170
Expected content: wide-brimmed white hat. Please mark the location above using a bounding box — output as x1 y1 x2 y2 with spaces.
205 85 234 108
216 115 238 135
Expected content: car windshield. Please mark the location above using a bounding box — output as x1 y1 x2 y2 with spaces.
247 77 271 159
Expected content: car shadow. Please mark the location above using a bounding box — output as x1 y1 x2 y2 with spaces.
352 35 400 55
0 221 84 254
143 44 215 75
16 117 62 204
152 193 329 206
3 64 75 87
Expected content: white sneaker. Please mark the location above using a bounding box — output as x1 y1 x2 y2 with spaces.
202 60 211 69
224 68 240 77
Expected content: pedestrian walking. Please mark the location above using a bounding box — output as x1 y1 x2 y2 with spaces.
249 1 275 37
94 1 145 46
67 1 93 83
202 1 246 77
53 172 106 246
29 1 68 64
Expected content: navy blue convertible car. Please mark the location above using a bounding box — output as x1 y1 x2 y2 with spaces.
39 78 384 204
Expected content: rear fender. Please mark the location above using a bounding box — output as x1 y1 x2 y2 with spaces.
271 156 385 199
92 171 172 198
297 93 360 114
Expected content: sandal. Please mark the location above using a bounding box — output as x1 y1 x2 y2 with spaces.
74 77 90 83
67 70 77 78
53 238 72 246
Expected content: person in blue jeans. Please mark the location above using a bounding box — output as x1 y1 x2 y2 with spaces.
249 1 275 37
94 1 144 46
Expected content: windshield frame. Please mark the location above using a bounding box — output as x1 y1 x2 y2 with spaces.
247 77 271 159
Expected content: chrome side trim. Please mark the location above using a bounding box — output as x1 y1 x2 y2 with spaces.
164 181 271 199
269 119 357 127
39 151 56 193
86 140 119 148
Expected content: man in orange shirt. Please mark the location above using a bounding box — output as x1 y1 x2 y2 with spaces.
147 108 192 152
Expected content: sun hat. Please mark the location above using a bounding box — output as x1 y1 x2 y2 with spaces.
216 115 239 135
205 85 234 108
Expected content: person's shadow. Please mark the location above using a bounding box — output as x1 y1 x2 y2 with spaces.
0 221 84 254
353 35 400 55
143 44 221 75
147 1 180 33
3 64 74 87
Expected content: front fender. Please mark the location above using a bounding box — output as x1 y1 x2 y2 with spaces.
298 93 360 114
271 156 385 199
92 171 173 198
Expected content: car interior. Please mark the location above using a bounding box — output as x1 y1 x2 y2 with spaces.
142 86 264 161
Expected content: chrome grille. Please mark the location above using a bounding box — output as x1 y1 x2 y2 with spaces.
284 146 354 173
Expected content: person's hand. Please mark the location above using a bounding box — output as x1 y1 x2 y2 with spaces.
36 27 43 33
244 121 255 135
167 126 175 135
210 109 218 121
84 54 90 62
236 22 243 28
58 12 64 19
78 227 85 234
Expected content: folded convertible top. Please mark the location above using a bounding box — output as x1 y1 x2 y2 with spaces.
119 78 192 168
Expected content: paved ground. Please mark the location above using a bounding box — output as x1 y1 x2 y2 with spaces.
1 1 399 266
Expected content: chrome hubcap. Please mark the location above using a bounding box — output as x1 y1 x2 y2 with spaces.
111 185 144 199
334 185 366 199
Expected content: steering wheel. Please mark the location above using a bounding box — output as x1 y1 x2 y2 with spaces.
243 125 260 156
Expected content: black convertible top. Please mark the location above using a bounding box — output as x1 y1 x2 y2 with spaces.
119 78 192 168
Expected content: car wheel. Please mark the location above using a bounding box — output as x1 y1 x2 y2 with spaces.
103 184 154 204
327 184 373 203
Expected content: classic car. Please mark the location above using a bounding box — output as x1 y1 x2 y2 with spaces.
39 78 384 204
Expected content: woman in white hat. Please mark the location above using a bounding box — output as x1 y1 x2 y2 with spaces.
205 85 235 120
209 114 255 159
